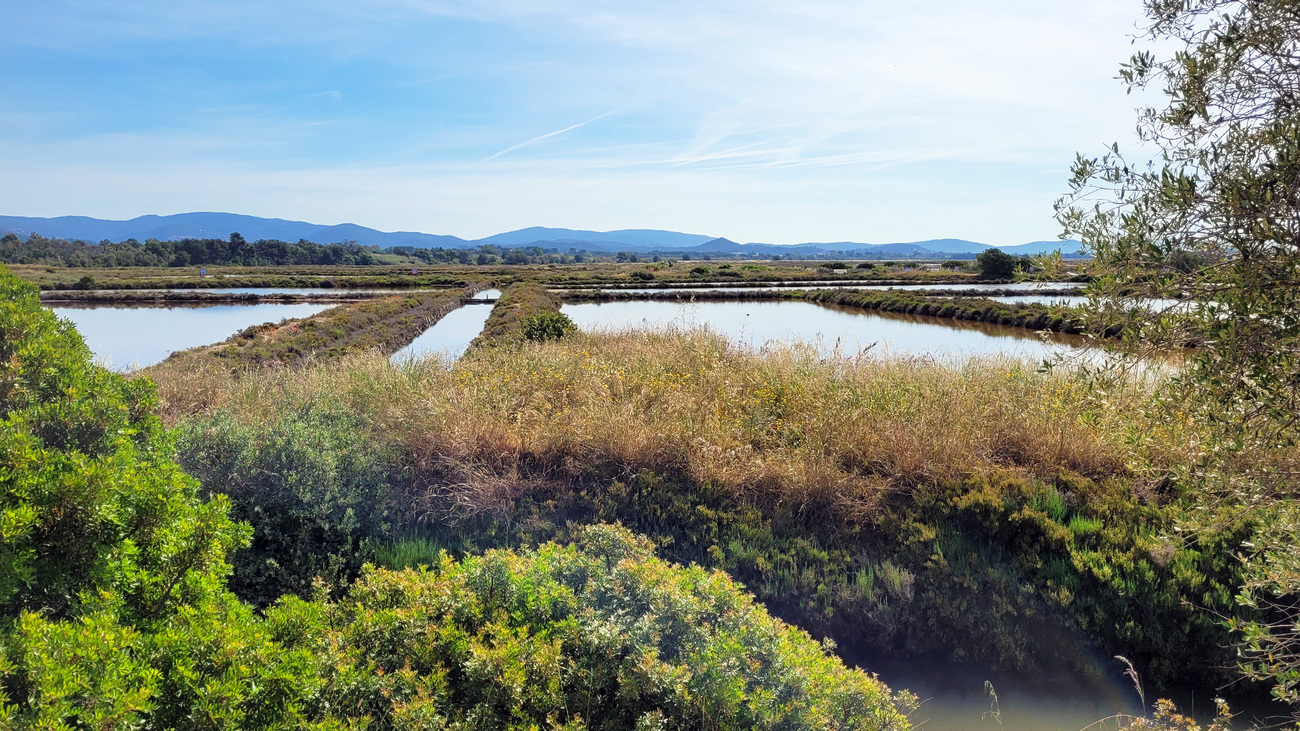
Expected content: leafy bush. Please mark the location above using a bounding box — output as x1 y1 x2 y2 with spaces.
975 248 1030 279
521 310 578 342
629 270 655 281
176 405 398 606
279 524 915 730
0 266 244 622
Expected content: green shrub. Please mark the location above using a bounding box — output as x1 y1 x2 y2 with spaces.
520 310 578 342
0 265 245 622
290 524 915 730
176 405 398 606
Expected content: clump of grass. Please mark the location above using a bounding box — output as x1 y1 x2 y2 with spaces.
373 535 447 569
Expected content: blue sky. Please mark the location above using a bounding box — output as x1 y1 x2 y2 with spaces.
0 0 1151 244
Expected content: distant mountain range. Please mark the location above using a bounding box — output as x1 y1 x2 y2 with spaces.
0 212 1084 258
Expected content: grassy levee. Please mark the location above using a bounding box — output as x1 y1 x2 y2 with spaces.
805 288 1108 335
148 328 1269 704
157 284 483 367
470 281 571 348
12 259 1090 292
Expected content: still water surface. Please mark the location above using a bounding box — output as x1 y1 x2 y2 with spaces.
391 292 502 363
50 303 331 370
561 300 1092 362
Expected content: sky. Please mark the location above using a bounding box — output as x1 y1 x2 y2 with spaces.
0 0 1155 244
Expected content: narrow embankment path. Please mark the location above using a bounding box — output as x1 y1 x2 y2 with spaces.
154 284 487 367
469 282 569 349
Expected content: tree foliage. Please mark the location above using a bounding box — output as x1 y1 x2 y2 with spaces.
1056 0 1300 708
0 267 245 622
974 248 1029 279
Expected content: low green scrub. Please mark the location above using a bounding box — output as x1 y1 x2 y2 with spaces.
373 469 1247 694
175 405 400 606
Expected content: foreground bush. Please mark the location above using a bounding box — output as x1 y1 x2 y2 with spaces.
268 524 915 730
0 264 244 622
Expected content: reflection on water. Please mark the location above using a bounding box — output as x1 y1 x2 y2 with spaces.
893 681 1136 731
49 303 332 370
392 304 494 363
561 300 1093 362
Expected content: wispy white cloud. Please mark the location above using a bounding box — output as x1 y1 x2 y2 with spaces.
484 111 617 160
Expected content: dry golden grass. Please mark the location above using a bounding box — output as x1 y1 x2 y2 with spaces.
146 326 1179 523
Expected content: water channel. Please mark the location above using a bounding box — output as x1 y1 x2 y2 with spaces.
47 290 1104 370
561 299 1093 363
391 289 501 362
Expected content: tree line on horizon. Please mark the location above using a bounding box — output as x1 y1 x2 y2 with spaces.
0 232 610 268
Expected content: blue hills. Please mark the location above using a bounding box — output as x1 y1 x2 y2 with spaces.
0 212 1083 258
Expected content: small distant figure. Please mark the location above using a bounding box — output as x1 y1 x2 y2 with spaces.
411 268 418 275
199 268 206 277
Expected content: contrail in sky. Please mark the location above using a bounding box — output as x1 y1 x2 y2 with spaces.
485 111 616 160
